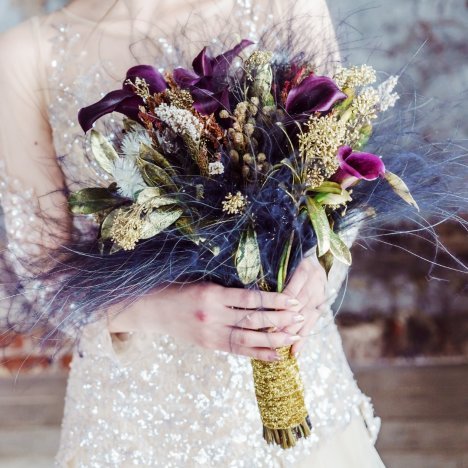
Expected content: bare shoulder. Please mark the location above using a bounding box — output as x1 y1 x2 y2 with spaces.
0 18 37 66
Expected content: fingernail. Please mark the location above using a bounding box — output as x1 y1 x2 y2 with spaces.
286 298 300 307
293 314 305 323
293 350 300 358
273 353 282 361
287 335 301 344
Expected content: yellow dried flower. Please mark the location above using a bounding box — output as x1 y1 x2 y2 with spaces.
299 113 346 182
244 50 273 80
110 210 144 251
222 191 248 215
334 65 377 89
165 88 194 109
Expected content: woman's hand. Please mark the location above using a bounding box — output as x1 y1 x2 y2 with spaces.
108 283 305 362
283 255 329 357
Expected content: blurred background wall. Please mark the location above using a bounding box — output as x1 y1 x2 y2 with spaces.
0 1 467 467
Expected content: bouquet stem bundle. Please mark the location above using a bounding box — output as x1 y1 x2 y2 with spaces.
252 346 311 448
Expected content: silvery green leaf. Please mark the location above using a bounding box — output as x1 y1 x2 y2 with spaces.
139 208 183 239
306 197 331 257
329 230 352 265
235 227 261 285
384 171 419 211
139 143 176 175
69 188 122 214
90 130 118 174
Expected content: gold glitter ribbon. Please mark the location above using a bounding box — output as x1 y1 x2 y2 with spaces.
251 346 311 449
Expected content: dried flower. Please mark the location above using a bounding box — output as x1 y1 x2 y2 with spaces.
376 75 400 111
110 209 144 250
351 88 379 124
244 50 273 80
299 114 346 184
334 65 377 89
154 103 203 142
111 158 146 199
121 131 152 160
222 191 248 214
165 88 194 109
208 161 225 175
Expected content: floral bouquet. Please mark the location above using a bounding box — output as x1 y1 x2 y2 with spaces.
68 40 417 448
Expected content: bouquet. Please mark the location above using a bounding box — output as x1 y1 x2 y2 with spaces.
69 40 417 448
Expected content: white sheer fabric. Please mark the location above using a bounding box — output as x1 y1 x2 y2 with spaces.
0 1 385 466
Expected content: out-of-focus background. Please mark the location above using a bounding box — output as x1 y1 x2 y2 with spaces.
0 1 467 467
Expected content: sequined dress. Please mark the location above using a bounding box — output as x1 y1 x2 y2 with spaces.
0 2 384 467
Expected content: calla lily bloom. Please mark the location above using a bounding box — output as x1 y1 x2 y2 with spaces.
333 145 386 189
173 39 254 115
285 75 347 116
78 65 168 132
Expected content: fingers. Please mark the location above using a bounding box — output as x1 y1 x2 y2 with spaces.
226 346 281 362
222 287 301 311
228 309 305 330
283 259 311 298
290 304 328 357
229 328 300 349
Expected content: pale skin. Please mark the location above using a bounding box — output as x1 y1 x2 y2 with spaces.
0 0 336 361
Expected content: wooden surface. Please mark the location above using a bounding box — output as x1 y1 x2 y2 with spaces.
0 364 467 467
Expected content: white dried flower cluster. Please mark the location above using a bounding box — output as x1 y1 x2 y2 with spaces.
154 103 203 142
334 65 377 89
121 131 152 160
352 88 380 124
208 161 225 175
111 158 146 199
376 75 400 112
222 191 248 215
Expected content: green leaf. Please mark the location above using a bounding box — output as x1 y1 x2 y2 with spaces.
318 250 334 277
329 230 352 265
137 158 177 190
90 130 118 174
307 181 343 195
139 207 183 239
315 190 352 205
277 232 294 293
305 197 331 257
139 143 176 175
384 171 419 211
69 188 123 215
235 227 261 285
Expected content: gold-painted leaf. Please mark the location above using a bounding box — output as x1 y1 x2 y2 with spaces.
384 171 419 211
139 208 183 239
100 208 123 240
137 158 177 190
139 143 176 175
69 188 122 214
235 227 261 285
329 230 352 265
306 197 331 257
318 249 334 277
90 130 118 174
136 188 176 208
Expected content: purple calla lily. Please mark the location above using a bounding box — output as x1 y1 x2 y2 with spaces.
173 39 254 114
285 75 347 116
333 145 386 189
78 65 168 132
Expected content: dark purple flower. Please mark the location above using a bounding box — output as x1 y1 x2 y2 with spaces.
173 39 254 114
78 65 168 132
333 145 386 189
285 75 347 116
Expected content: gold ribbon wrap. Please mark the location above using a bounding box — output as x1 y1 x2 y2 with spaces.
251 346 311 449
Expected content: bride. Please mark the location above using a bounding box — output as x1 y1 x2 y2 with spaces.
0 0 385 466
